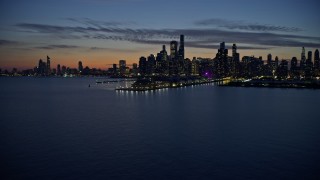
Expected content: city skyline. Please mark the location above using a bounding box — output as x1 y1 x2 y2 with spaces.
1 0 320 70
4 39 319 73
4 35 320 82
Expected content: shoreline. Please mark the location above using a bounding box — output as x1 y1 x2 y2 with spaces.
220 80 320 89
115 78 222 91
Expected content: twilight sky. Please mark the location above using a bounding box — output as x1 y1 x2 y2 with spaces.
0 0 320 70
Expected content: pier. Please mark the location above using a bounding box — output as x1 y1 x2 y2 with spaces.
115 77 223 91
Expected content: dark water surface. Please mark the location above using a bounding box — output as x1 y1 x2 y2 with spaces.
1 77 320 179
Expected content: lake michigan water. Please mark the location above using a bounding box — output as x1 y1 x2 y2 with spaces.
1 77 320 179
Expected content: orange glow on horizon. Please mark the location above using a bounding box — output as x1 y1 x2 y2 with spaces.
0 46 316 71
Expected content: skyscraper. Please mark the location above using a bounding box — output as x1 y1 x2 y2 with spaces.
307 51 312 62
119 60 126 76
160 45 168 61
267 54 272 65
301 47 306 68
215 42 229 77
46 56 51 75
38 59 43 69
315 49 319 61
178 35 185 60
306 51 313 68
231 44 240 77
231 43 239 62
291 57 298 70
275 56 279 67
220 42 225 49
156 45 169 75
290 57 298 78
132 63 138 76
57 64 61 75
304 51 313 78
170 41 178 61
38 59 44 75
61 66 66 75
314 49 319 70
191 57 199 75
78 61 83 72
232 44 237 58
139 57 147 76
112 64 117 75
278 60 288 79
147 54 156 75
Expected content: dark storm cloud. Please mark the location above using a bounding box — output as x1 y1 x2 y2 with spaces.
195 18 303 32
16 22 320 50
35 45 80 50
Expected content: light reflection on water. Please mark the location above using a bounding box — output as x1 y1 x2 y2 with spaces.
1 77 320 180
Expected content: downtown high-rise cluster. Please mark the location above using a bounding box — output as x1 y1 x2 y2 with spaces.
138 35 186 76
3 34 319 80
112 35 320 80
211 43 320 79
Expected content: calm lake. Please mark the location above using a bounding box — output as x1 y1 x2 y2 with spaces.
1 77 320 179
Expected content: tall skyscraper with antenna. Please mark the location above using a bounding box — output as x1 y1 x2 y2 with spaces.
178 35 185 60
300 47 306 69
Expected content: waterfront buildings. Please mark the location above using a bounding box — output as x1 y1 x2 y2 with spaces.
3 35 319 79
